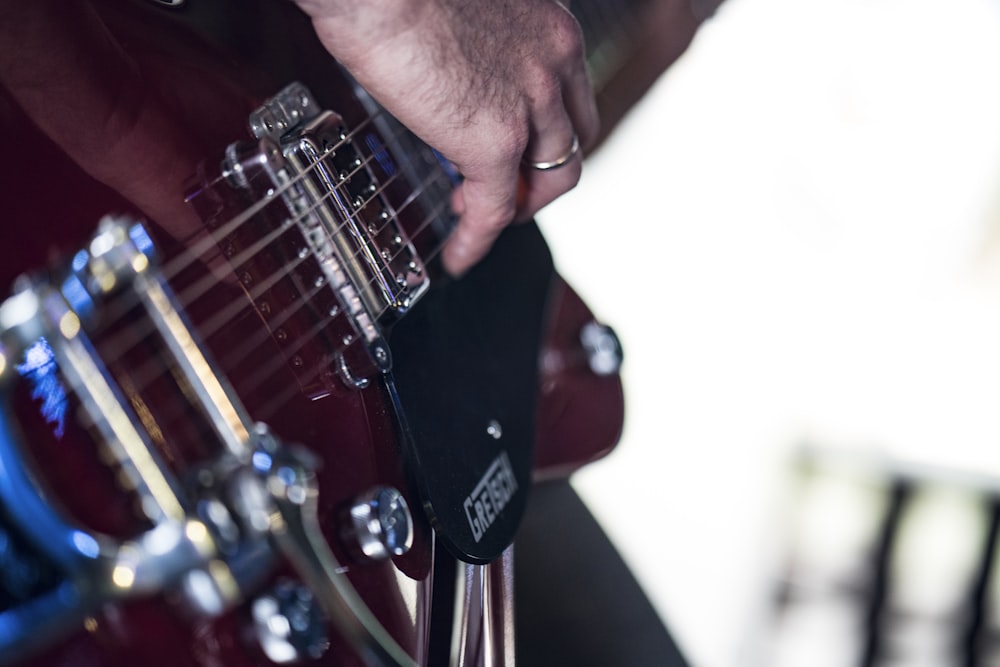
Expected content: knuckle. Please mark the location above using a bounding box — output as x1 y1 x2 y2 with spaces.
548 10 585 62
464 125 527 170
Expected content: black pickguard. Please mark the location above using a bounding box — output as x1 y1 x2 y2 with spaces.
388 222 554 564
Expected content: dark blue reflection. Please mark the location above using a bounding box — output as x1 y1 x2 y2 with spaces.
365 133 396 177
16 338 67 439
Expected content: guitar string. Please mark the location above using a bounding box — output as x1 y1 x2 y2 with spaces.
242 195 457 420
97 144 451 372
108 184 450 402
150 0 631 291
86 27 649 410
167 114 455 326
156 114 380 283
215 191 453 384
163 109 453 291
51 0 659 501
95 115 451 358
70 1 621 355
58 99 465 430
240 0 640 436
82 0 618 348
99 142 456 403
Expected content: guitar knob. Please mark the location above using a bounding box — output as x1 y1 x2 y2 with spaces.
580 321 623 376
345 486 413 562
251 580 330 663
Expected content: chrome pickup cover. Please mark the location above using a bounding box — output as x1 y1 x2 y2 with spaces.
188 82 456 397
228 84 429 381
249 83 429 319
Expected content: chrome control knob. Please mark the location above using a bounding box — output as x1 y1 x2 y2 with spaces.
347 486 413 561
251 580 330 663
580 321 623 376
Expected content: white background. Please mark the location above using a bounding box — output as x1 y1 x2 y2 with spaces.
536 1 1000 665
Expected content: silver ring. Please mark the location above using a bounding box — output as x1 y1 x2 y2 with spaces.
523 134 580 171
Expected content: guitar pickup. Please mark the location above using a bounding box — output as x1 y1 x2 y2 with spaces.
189 83 432 395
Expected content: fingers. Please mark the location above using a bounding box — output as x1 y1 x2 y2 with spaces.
301 0 598 277
442 4 598 276
442 156 522 275
516 115 585 223
531 3 601 152
443 121 583 276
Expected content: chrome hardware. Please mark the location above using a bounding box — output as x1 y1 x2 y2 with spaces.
579 321 623 376
249 82 318 142
348 486 414 562
252 580 331 663
222 82 430 380
337 350 372 390
0 216 421 665
452 547 516 667
249 427 419 667
0 217 265 661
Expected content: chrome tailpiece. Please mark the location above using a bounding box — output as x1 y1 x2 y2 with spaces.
0 217 415 666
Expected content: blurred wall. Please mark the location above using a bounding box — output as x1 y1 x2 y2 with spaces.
537 1 1000 665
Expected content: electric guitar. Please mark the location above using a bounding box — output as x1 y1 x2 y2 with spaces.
0 0 704 663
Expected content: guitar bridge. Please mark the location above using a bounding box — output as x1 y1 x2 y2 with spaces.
190 83 432 396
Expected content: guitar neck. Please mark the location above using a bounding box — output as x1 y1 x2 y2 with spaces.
573 0 720 151
574 0 658 94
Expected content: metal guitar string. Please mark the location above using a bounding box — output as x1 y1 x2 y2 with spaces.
87 0 604 399
109 151 452 394
226 183 456 421
94 107 438 342
219 176 454 419
163 109 452 288
89 109 457 407
78 118 384 339
5 115 453 667
85 19 607 412
164 107 455 318
217 189 454 398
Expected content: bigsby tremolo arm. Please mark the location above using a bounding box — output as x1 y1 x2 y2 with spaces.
0 217 415 667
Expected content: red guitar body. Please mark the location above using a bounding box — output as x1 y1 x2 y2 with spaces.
0 1 624 665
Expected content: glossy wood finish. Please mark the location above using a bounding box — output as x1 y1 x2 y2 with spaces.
535 276 626 481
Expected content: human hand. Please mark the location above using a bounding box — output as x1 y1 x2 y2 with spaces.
293 0 599 276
